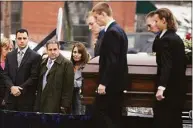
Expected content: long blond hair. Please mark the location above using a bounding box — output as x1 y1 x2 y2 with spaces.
0 37 13 53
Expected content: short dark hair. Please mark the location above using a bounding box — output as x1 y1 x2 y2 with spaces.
16 28 29 37
46 40 60 49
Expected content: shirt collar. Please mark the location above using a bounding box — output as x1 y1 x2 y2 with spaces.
48 58 56 64
47 58 56 68
160 29 167 38
18 46 28 54
104 19 115 32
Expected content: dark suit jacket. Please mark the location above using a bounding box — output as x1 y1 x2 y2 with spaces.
99 22 129 93
35 54 74 113
94 29 105 57
3 47 41 105
152 30 187 103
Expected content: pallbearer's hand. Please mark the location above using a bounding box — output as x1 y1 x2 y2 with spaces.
97 84 106 95
156 89 165 101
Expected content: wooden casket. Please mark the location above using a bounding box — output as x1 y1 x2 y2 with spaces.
82 53 192 110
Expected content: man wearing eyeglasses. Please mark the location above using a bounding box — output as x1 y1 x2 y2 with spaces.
3 28 41 111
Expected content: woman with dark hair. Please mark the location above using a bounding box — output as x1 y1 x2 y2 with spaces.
0 37 13 109
153 8 187 128
70 42 89 115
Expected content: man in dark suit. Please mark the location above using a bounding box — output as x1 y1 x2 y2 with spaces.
3 28 41 111
91 2 129 128
34 40 74 114
85 13 105 115
94 29 105 57
152 8 187 128
86 12 105 57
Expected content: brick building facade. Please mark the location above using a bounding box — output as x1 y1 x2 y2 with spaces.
1 1 136 44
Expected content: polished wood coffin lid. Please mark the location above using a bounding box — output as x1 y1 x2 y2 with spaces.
83 53 192 76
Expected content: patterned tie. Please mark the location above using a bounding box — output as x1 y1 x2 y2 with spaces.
17 51 24 67
42 59 53 90
47 59 53 69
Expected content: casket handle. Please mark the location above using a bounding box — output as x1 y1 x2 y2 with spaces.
123 90 154 95
123 91 192 96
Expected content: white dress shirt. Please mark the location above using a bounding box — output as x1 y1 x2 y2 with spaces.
159 29 167 38
104 19 115 32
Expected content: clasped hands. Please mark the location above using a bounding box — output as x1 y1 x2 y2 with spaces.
10 86 23 97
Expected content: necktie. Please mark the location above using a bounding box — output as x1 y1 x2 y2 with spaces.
47 59 52 69
17 51 24 67
42 59 53 90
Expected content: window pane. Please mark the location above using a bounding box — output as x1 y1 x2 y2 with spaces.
11 2 22 11
11 22 20 34
73 25 90 46
63 1 92 46
11 2 21 34
11 13 20 22
73 25 89 36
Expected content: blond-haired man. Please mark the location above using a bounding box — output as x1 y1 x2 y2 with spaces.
91 2 129 128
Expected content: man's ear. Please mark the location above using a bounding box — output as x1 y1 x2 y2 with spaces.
162 18 166 24
101 11 107 17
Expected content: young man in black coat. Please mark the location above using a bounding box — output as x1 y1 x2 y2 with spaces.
152 8 187 128
91 2 129 128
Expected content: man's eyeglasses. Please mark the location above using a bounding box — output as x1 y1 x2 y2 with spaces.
17 37 27 40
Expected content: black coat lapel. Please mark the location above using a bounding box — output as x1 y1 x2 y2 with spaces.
12 50 18 70
40 59 48 77
47 63 57 76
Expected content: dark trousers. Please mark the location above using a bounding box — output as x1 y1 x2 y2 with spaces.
85 105 92 115
0 86 7 109
6 94 34 112
91 92 123 128
153 97 184 128
72 87 82 115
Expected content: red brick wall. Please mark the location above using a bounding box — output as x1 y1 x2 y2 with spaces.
21 1 136 42
22 2 64 42
93 1 136 33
